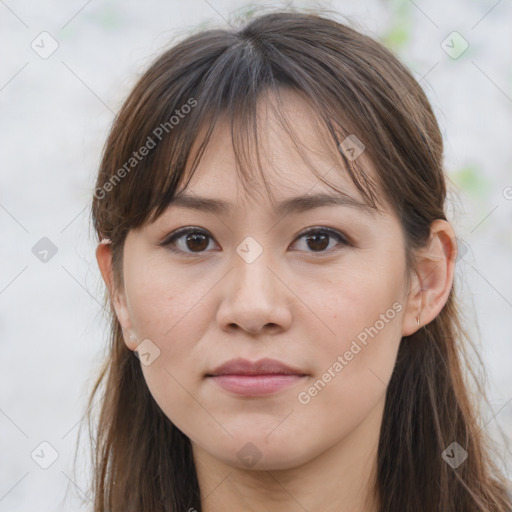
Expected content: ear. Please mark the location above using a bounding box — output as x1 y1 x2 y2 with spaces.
402 219 457 337
96 242 138 351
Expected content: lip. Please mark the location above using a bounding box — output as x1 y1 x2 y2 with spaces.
207 357 306 377
206 358 308 396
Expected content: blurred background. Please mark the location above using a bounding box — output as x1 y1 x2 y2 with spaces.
1 0 511 510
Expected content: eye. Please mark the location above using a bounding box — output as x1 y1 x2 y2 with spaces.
291 227 350 254
159 227 217 256
158 226 350 257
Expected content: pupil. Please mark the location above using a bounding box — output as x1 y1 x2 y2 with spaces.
308 233 328 251
187 233 208 251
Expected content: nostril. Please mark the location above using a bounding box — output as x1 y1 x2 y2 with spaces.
242 323 279 334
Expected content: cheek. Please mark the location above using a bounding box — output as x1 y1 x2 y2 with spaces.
124 259 215 415
291 290 403 448
302 261 405 402
316 260 404 342
124 256 211 344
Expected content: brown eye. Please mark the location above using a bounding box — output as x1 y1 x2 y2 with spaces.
160 228 216 255
305 232 330 251
292 228 349 254
184 232 209 252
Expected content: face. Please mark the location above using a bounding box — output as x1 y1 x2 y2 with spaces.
110 89 414 471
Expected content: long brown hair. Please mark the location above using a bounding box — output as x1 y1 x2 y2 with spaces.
81 6 512 511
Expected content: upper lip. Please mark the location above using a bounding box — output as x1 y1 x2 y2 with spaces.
206 358 307 377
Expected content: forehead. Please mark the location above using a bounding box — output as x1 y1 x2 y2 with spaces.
176 88 380 213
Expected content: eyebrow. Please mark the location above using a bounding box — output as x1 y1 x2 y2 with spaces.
167 191 377 217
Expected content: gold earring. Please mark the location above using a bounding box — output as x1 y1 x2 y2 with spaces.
416 313 421 326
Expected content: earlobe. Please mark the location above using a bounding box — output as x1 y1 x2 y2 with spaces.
402 220 457 336
95 242 137 350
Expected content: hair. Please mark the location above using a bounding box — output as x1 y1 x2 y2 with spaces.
80 6 512 512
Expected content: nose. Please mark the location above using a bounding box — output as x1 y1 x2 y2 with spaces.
215 247 293 335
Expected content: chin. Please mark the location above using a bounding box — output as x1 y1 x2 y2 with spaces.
209 434 315 471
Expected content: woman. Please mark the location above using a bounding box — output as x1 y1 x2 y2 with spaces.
86 7 512 511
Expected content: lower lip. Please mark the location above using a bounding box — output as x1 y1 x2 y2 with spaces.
208 374 305 396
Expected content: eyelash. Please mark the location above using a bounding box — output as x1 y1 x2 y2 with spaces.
158 226 351 257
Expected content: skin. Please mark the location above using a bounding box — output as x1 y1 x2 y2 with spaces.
96 89 457 512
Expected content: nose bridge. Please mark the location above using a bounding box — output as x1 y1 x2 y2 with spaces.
216 234 291 333
232 234 274 300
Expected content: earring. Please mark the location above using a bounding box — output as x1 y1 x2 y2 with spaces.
99 238 112 245
416 313 421 326
129 331 137 342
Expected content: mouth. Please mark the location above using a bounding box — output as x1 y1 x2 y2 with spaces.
205 358 308 396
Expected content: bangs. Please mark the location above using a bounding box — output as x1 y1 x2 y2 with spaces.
125 32 386 229
94 10 431 252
